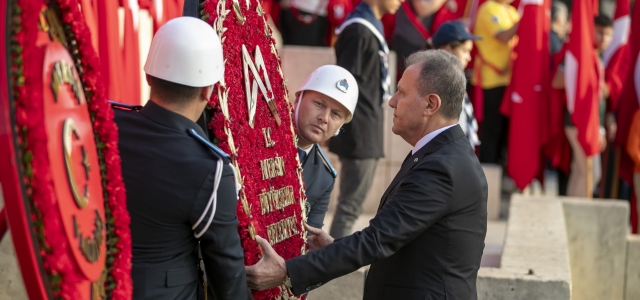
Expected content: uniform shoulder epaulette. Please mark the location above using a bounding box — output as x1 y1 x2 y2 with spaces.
109 100 143 111
188 128 230 159
315 145 337 178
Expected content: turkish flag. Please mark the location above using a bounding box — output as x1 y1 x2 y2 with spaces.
122 0 142 105
564 0 601 156
545 45 572 173
615 0 640 185
97 0 123 102
603 0 631 112
79 0 99 52
499 0 550 190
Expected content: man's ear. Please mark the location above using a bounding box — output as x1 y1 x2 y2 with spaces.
424 94 442 117
145 74 151 86
201 85 214 102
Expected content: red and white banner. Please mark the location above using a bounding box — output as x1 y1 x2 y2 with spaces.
564 0 601 156
500 0 550 190
603 0 631 112
615 0 640 184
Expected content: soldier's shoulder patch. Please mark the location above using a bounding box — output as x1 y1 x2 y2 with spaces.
109 100 142 111
188 128 230 159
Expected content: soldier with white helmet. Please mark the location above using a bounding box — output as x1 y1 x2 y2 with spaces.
112 17 251 300
294 65 358 230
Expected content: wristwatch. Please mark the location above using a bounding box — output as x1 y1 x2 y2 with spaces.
283 275 292 288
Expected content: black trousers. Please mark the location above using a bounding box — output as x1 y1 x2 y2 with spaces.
479 86 509 164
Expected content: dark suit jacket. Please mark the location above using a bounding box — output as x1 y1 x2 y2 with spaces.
286 125 487 300
302 144 336 229
114 101 251 300
329 23 385 159
182 0 202 18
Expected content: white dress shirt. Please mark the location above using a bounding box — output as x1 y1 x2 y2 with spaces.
411 124 458 155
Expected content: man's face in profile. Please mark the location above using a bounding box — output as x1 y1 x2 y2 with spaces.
388 64 427 143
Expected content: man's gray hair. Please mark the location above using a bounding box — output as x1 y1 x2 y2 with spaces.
405 50 466 120
552 1 568 23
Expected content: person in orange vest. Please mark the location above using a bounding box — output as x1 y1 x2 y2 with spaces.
471 0 519 165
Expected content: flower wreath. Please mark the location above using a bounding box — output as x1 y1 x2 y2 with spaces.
202 0 307 299
9 0 131 298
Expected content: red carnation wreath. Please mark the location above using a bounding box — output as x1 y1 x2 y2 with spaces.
202 0 307 299
8 0 132 298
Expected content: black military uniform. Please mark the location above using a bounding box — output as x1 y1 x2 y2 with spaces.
301 144 337 229
113 100 251 300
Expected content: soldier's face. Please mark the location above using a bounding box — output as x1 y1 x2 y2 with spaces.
296 91 349 146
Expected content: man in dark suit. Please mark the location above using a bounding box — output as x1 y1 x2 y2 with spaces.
114 17 251 300
246 50 488 300
294 65 359 229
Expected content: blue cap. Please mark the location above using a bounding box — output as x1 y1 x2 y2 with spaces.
431 21 481 48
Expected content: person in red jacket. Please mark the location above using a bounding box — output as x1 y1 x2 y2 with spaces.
627 109 640 231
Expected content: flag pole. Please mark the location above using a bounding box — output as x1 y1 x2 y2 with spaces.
598 144 610 198
586 157 594 198
611 147 622 199
0 208 7 241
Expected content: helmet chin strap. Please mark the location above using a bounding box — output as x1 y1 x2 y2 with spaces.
295 91 313 147
333 125 342 137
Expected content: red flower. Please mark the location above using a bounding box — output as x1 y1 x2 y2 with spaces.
205 1 307 299
12 0 132 297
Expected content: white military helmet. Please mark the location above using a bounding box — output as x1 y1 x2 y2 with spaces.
295 65 359 123
144 17 224 87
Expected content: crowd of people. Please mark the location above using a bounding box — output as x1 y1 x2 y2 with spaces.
270 0 639 230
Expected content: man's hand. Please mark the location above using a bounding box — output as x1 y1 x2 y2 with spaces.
305 223 334 252
245 236 287 291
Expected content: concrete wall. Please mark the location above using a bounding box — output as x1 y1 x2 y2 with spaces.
625 235 640 300
482 164 502 220
477 268 571 300
0 232 28 300
280 46 336 101
478 196 637 300
477 196 572 300
563 198 629 300
624 235 640 300
0 186 28 300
